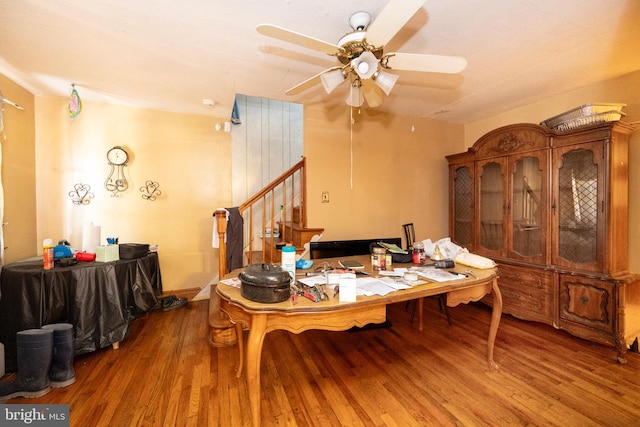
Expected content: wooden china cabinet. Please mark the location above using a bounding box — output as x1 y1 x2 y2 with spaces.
447 122 640 362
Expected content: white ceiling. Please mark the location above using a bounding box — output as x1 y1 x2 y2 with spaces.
1 0 639 124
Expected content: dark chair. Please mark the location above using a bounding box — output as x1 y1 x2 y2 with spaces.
402 223 416 250
403 223 452 326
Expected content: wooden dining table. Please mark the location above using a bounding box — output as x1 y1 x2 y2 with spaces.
215 255 502 427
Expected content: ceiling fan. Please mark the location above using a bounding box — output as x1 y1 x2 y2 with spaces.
257 0 467 108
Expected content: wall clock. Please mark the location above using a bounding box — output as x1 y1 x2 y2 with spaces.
105 146 129 196
107 146 128 165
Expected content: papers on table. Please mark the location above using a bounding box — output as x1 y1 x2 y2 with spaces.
357 277 411 296
219 277 241 288
411 266 466 282
297 268 432 297
298 275 328 287
294 263 469 299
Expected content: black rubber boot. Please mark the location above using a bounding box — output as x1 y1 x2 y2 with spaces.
42 323 76 388
162 296 188 311
0 328 53 401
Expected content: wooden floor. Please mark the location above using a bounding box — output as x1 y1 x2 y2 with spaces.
5 297 640 426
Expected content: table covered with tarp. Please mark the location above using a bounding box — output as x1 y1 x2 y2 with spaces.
0 252 162 372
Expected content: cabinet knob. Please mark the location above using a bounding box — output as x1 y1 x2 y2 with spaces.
502 290 520 300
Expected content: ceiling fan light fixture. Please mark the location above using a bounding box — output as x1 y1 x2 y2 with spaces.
352 51 379 80
373 70 399 96
320 69 346 94
346 80 364 107
259 3 468 109
349 11 371 32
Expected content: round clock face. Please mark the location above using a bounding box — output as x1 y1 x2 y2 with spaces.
107 147 128 165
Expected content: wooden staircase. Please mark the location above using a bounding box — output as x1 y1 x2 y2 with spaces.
264 206 324 262
238 158 323 266
209 157 323 346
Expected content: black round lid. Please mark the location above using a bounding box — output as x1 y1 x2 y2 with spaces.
238 263 292 287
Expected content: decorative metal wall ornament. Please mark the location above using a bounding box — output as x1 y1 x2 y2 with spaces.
104 166 128 196
105 146 129 197
140 180 161 201
69 183 94 205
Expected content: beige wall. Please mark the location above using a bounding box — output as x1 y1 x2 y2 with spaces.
464 71 640 145
2 70 639 293
463 70 640 273
0 74 37 261
33 97 232 291
304 103 464 246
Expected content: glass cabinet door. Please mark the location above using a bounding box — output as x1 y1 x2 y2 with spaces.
509 151 546 262
478 159 506 256
451 164 473 247
553 142 604 271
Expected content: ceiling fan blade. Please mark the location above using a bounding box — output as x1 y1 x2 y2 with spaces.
364 0 426 47
257 24 337 55
285 66 344 95
362 79 384 108
385 52 468 74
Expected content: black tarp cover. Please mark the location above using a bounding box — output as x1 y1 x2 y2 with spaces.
0 252 162 372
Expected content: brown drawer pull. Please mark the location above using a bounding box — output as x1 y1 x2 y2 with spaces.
497 268 520 280
502 290 520 300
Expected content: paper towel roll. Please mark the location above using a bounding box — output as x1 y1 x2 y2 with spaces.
82 225 101 253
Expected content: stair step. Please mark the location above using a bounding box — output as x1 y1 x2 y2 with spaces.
276 219 323 247
263 241 305 263
292 206 301 224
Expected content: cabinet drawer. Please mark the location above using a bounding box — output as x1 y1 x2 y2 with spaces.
559 274 614 333
488 264 554 324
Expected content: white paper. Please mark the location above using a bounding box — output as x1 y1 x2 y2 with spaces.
297 275 327 286
413 267 466 282
378 268 407 277
378 277 422 289
326 272 344 285
355 277 404 296
339 274 357 302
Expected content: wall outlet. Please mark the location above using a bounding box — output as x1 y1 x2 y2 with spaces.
321 191 330 203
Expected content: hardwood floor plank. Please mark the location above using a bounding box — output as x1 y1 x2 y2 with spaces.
3 298 640 426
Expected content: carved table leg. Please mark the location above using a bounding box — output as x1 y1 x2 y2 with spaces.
235 322 245 377
487 278 502 371
246 313 268 427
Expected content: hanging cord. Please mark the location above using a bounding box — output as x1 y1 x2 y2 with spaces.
350 103 354 190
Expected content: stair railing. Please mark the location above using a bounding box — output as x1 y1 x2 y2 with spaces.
215 157 307 277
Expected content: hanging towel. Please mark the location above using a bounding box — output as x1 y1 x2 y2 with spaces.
226 207 244 271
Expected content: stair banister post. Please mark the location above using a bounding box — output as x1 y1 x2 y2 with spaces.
209 208 237 347
215 209 228 277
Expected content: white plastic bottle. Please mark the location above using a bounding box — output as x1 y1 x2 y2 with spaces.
281 245 296 282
